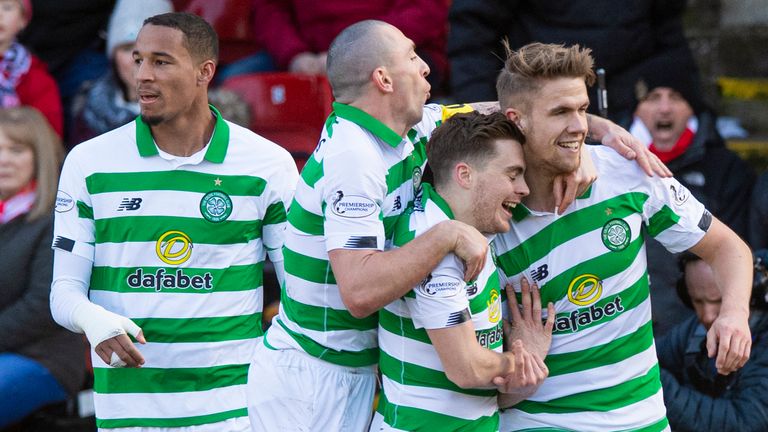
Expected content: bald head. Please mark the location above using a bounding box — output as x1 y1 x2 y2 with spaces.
327 20 399 102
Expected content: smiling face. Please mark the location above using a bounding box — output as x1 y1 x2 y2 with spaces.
518 77 589 177
380 25 431 128
0 127 34 200
133 24 202 126
635 87 694 150
469 138 529 234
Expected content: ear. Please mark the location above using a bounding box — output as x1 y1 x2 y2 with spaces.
505 107 527 131
197 60 216 86
454 162 473 189
371 66 394 94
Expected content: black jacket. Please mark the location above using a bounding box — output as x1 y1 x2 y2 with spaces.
657 311 768 432
0 214 86 395
447 0 696 121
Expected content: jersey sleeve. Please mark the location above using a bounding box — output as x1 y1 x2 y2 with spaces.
52 151 95 261
263 151 300 264
642 175 709 253
410 254 471 330
322 141 387 252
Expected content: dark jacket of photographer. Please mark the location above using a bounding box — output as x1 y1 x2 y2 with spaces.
657 310 768 432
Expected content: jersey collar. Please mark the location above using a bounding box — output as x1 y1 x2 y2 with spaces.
332 102 403 148
135 104 230 163
422 183 455 220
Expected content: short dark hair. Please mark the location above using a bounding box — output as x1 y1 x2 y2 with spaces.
144 12 218 64
497 42 595 113
427 111 525 187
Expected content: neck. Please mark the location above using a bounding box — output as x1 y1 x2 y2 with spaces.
522 166 558 212
437 183 475 226
151 100 215 157
348 94 412 138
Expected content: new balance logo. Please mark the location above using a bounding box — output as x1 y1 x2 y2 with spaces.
531 264 549 282
117 198 142 211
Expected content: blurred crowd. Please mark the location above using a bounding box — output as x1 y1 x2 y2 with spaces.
1 0 767 431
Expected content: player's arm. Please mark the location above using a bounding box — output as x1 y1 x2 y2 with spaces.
427 319 521 389
50 250 146 367
687 216 752 375
330 219 488 318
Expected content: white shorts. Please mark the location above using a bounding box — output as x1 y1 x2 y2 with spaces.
246 342 377 431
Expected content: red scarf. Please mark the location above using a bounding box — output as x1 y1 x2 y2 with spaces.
0 181 36 223
649 127 695 164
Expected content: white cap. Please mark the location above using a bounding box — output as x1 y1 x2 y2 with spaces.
106 0 173 58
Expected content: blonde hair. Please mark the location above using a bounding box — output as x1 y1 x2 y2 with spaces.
496 42 596 112
0 107 63 221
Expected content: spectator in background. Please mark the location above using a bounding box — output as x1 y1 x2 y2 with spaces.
657 252 768 432
173 0 274 85
254 0 449 93
448 0 699 122
749 173 768 249
0 107 85 428
627 55 756 335
0 0 63 137
69 0 172 147
19 0 115 142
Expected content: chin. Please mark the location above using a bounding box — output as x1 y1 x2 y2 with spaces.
140 114 164 126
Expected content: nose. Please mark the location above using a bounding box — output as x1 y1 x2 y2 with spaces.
567 111 588 135
657 95 673 113
421 57 430 78
135 60 153 82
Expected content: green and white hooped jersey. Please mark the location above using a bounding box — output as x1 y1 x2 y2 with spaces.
53 107 298 430
495 146 709 432
264 102 473 367
377 184 504 431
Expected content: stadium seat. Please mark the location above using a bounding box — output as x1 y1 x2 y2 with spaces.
220 73 334 170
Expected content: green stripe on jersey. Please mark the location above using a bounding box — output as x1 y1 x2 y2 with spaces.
515 364 662 414
85 171 266 196
90 263 263 293
300 155 324 188
78 201 93 219
93 363 248 393
287 199 324 235
646 205 680 238
385 137 427 194
96 408 247 429
379 308 431 345
546 320 654 377
270 318 378 367
379 351 495 397
281 290 377 332
377 391 499 432
132 313 263 343
283 247 336 284
496 192 649 276
94 216 261 244
263 201 287 226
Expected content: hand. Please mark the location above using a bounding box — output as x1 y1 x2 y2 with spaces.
587 115 672 177
552 145 596 213
288 52 326 75
96 331 147 368
706 311 751 375
492 339 548 394
446 220 488 282
505 277 555 359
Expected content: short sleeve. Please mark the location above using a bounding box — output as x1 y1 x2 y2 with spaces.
322 143 387 252
409 254 470 330
643 175 709 253
52 151 96 261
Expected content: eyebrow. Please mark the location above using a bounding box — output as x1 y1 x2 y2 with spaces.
133 50 175 59
505 166 524 176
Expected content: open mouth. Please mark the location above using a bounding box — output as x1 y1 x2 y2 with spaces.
502 201 518 214
557 140 580 150
655 120 674 131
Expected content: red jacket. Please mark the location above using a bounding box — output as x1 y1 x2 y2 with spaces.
253 0 447 78
16 55 64 137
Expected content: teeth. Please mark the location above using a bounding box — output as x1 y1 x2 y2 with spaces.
558 141 579 149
